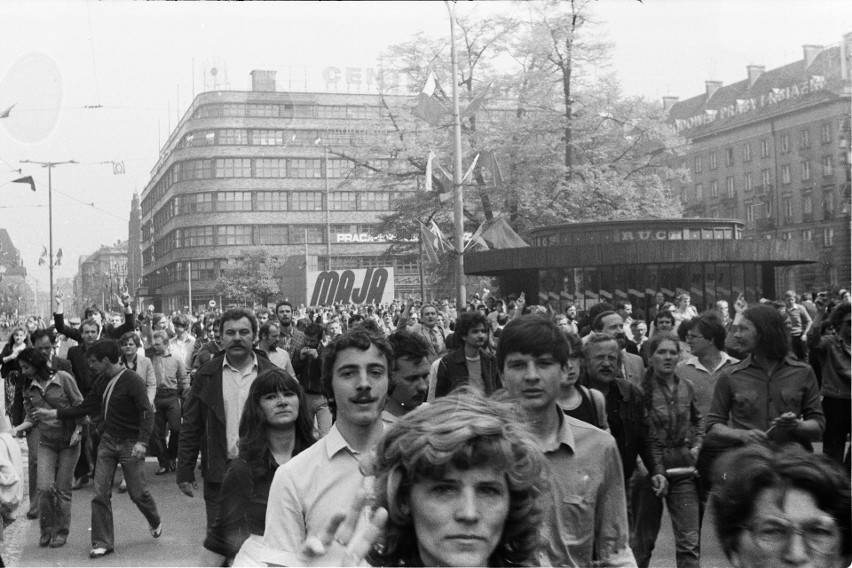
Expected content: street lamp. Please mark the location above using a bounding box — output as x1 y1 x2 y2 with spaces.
19 159 78 311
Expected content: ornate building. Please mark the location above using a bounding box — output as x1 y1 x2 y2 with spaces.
667 34 852 293
73 241 129 315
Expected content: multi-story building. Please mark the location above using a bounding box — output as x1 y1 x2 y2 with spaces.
667 34 851 294
138 70 419 312
73 240 129 315
0 228 37 317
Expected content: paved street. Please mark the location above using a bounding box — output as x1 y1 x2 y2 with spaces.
4 441 206 567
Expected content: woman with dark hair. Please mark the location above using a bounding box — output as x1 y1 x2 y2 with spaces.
10 348 83 549
294 389 548 567
712 444 851 568
707 304 824 451
1 326 31 417
631 332 703 568
200 368 315 566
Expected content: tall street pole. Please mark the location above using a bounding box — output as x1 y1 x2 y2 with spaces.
324 145 331 268
446 1 466 310
20 159 77 314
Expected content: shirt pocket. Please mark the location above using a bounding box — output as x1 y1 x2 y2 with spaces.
732 389 759 419
780 387 803 410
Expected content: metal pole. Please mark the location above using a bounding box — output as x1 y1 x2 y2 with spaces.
418 235 426 301
304 228 309 306
48 165 54 309
324 146 331 268
187 259 193 312
447 1 466 310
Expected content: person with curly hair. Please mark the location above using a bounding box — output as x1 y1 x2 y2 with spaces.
712 444 851 568
200 369 315 566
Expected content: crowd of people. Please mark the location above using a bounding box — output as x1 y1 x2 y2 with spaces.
0 285 849 567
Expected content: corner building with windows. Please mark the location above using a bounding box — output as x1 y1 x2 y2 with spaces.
138 70 417 311
667 34 851 293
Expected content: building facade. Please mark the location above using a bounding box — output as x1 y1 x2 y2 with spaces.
667 34 852 294
138 70 418 312
0 228 37 318
127 192 143 304
465 218 816 318
73 241 129 316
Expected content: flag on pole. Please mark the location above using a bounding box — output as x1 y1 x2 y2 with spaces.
429 220 456 254
419 221 440 264
0 103 15 119
462 153 480 184
12 176 36 191
54 248 63 266
38 246 47 266
463 220 489 253
424 151 435 193
460 83 492 118
412 72 446 126
481 151 505 187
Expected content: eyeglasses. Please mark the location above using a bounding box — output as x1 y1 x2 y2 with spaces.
685 333 706 341
744 516 840 554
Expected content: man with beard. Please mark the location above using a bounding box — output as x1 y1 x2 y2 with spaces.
382 330 430 423
176 308 276 533
274 301 305 361
261 328 390 567
256 322 296 376
591 311 645 385
584 333 667 498
434 312 501 398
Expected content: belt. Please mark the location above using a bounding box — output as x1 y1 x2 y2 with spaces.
156 388 178 395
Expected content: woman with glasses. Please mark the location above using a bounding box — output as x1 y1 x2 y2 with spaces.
713 443 851 568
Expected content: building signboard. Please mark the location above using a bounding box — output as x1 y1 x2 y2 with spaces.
307 267 394 306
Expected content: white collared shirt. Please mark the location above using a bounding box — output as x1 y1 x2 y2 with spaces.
221 354 258 459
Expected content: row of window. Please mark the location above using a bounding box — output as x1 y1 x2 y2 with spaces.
192 102 385 121
180 128 386 149
692 159 838 201
692 118 848 173
775 228 835 248
141 156 394 216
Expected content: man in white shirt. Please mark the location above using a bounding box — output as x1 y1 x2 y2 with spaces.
168 315 196 370
257 322 296 377
261 328 391 567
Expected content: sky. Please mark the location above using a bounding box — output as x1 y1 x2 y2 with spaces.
1 0 849 288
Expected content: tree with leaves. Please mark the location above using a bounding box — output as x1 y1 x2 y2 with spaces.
214 249 280 308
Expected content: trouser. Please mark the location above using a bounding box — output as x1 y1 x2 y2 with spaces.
822 396 851 468
203 479 223 531
790 334 807 361
91 433 160 549
26 428 40 516
153 391 181 468
630 472 700 568
305 393 332 438
37 431 80 537
73 426 91 480
695 445 727 528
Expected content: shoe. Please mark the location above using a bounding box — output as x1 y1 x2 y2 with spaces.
169 459 177 471
39 533 52 547
118 479 127 493
155 466 170 475
89 547 114 559
149 522 162 538
49 533 67 548
26 510 38 520
72 476 88 490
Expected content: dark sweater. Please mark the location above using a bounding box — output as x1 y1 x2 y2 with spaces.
57 368 154 446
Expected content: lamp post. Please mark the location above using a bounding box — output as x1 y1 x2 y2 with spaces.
19 159 77 312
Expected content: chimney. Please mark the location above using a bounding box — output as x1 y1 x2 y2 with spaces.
705 80 723 100
250 69 276 92
746 65 765 88
662 96 679 112
802 45 823 68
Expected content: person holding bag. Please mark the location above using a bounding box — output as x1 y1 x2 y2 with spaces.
11 348 84 549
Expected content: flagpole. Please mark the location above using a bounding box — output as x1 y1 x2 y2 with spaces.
418 232 426 301
20 159 78 314
446 0 466 310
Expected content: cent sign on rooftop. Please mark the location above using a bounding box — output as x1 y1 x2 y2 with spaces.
307 268 395 306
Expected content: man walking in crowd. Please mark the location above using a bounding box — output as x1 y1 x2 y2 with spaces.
167 315 196 370
33 339 160 559
261 328 390 567
256 322 296 376
292 323 332 437
590 310 645 385
584 333 667 497
382 329 430 423
781 290 812 361
398 302 447 362
676 315 738 524
806 300 850 467
434 311 501 398
148 330 189 476
177 308 276 533
274 301 305 361
498 316 636 567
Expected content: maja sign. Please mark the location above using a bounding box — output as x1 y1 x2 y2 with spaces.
307 268 395 306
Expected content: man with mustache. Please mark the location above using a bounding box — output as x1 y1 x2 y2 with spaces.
584 333 667 500
590 310 646 386
274 301 305 361
176 308 276 538
434 312 501 398
499 317 636 567
382 330 430 423
261 328 391 567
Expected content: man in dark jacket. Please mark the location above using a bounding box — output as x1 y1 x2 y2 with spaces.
176 308 276 532
52 291 136 344
434 312 501 398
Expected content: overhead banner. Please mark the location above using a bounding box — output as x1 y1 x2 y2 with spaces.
307 267 395 306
